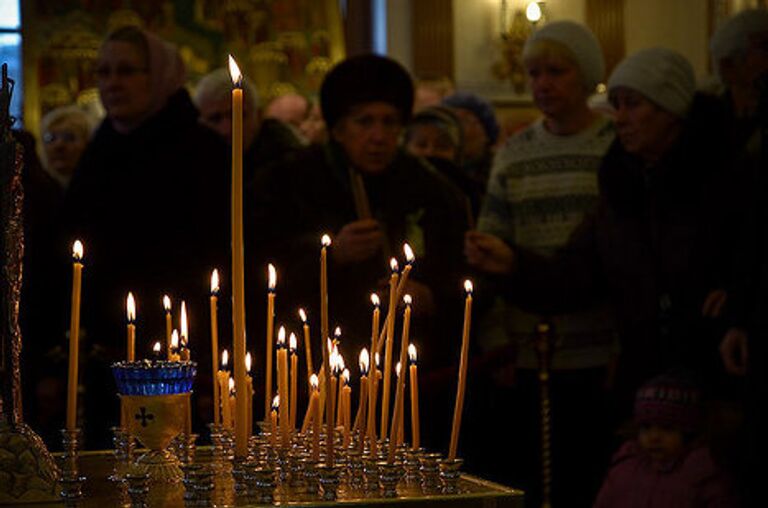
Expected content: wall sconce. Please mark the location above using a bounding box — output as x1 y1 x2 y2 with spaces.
492 1 546 94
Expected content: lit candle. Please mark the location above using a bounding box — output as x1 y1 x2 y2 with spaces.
328 347 340 464
229 377 236 429
369 352 382 457
342 368 352 448
66 240 83 431
289 333 298 430
299 308 313 389
355 349 370 452
170 330 181 362
180 300 190 361
163 295 172 360
152 341 162 361
265 263 277 417
376 243 414 356
276 326 289 447
335 349 345 425
381 258 399 438
270 395 279 450
126 292 136 362
396 362 405 446
229 54 248 458
320 234 334 464
246 352 253 437
449 280 473 460
210 270 221 425
367 295 380 454
309 374 321 462
388 295 412 462
220 350 231 428
409 344 420 450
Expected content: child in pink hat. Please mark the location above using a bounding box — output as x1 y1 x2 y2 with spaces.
595 372 738 507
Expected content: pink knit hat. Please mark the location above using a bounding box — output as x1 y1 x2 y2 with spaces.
634 373 702 432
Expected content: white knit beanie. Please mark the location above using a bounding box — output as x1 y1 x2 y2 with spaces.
710 8 768 64
524 20 605 91
608 47 695 118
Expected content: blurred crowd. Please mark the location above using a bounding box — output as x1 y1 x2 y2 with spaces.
13 9 768 507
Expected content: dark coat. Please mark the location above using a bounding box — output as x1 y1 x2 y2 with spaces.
62 89 229 445
509 94 751 403
250 142 470 378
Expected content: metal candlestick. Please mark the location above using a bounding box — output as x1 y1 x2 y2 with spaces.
346 448 365 489
193 467 215 506
439 457 463 494
404 448 424 485
301 457 319 498
58 475 86 508
109 426 134 482
59 428 82 479
246 466 276 504
125 471 150 508
317 463 342 501
534 322 555 508
180 463 203 503
419 452 442 494
377 461 404 498
363 458 380 496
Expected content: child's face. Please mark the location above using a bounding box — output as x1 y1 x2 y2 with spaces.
637 424 685 464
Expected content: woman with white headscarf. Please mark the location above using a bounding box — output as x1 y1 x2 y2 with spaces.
62 25 229 447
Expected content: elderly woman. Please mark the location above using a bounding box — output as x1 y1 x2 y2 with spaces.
466 48 751 416
62 25 228 447
39 105 94 188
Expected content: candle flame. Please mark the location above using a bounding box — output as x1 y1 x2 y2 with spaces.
126 292 136 322
228 55 242 86
72 240 84 261
403 243 415 263
390 258 399 272
171 330 179 349
375 352 381 368
245 352 252 372
277 326 286 347
327 338 333 355
359 348 370 375
403 294 412 306
221 349 229 368
321 234 332 247
408 343 418 364
334 326 342 339
342 368 350 385
163 295 171 312
210 269 220 295
153 341 162 354
310 374 319 390
299 308 307 323
272 394 280 410
289 332 298 353
268 263 277 290
229 377 235 393
464 279 474 294
395 361 402 377
370 293 380 307
180 301 188 339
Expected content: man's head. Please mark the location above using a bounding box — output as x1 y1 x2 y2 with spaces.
522 21 604 121
194 68 261 146
321 54 414 173
264 93 309 128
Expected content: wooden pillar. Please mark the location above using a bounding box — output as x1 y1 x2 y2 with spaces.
411 0 454 80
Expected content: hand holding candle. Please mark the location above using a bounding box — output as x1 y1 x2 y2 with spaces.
126 292 136 362
66 240 83 431
449 280 474 460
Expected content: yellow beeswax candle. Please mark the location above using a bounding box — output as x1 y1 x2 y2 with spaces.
66 240 83 431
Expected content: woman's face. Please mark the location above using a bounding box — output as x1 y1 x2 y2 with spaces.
611 87 681 162
96 40 152 129
43 118 88 178
405 123 458 162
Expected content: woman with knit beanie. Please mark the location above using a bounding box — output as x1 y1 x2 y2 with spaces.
467 46 751 449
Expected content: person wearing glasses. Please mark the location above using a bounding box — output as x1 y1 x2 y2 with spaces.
62 25 228 448
39 105 95 189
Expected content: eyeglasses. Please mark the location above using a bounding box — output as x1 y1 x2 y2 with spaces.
95 64 148 80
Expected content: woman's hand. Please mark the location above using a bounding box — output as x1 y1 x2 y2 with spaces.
465 230 515 274
331 219 384 265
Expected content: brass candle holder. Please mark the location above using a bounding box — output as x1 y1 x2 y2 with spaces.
376 460 404 498
438 457 463 494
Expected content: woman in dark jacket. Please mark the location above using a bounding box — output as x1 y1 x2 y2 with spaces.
466 48 752 414
61 26 229 447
